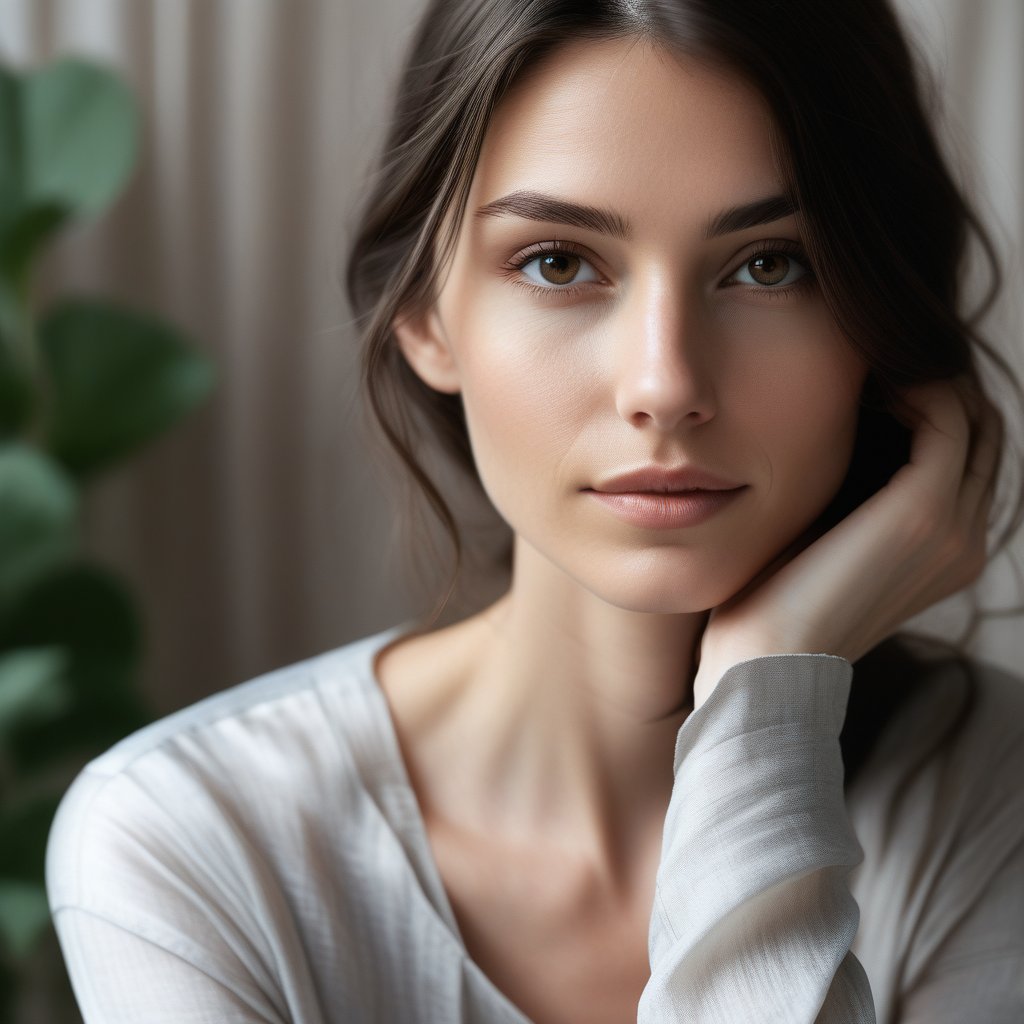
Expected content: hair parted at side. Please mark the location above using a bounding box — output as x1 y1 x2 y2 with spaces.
344 0 1024 634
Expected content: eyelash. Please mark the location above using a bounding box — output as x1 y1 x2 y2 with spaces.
501 238 816 303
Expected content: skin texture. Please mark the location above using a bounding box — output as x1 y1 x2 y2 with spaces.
385 33 998 927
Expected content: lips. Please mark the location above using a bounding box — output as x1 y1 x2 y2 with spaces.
588 465 745 494
586 485 747 529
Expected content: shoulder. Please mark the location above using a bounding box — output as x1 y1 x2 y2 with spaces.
45 622 410 917
848 636 1024 1004
79 623 408 778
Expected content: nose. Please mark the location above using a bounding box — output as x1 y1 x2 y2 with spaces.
614 276 717 431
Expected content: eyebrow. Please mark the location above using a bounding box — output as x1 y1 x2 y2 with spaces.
474 190 631 238
473 190 799 240
705 194 799 238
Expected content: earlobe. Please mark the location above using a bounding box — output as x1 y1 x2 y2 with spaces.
392 308 462 395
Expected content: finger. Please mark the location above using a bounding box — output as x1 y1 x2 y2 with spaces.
959 391 1003 508
898 379 972 504
971 475 997 564
961 397 1003 567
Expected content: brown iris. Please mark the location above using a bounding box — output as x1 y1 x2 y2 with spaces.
748 253 789 286
538 252 581 285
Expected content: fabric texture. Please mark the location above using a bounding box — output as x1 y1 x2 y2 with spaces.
46 624 1024 1022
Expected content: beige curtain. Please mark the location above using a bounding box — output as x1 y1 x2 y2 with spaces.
0 0 1021 736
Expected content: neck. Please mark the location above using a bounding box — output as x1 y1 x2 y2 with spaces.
412 536 707 895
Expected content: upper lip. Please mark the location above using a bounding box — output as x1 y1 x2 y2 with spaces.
589 465 745 493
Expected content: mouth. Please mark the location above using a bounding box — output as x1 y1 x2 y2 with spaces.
590 465 746 494
585 487 745 495
584 485 748 529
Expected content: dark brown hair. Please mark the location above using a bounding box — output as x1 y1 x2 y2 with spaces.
345 0 1024 635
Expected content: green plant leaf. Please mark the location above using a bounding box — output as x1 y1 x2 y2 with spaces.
0 879 50 959
0 647 71 743
0 321 33 437
0 444 77 604
0 955 15 1024
0 199 69 284
23 56 137 220
0 56 137 282
0 793 63 883
0 560 142 672
8 689 151 779
0 65 22 232
0 561 150 774
0 278 19 341
39 299 216 478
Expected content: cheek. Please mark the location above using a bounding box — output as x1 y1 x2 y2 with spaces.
731 325 866 510
452 308 589 513
716 301 868 489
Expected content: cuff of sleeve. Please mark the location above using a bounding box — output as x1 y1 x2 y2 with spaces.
673 653 854 777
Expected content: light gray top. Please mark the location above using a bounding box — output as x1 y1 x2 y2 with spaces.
46 623 1024 1022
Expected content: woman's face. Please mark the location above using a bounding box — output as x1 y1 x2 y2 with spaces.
399 36 870 613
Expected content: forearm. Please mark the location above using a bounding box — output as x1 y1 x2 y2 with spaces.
639 654 875 1022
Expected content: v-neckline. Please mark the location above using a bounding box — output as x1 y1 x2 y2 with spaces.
358 623 536 1024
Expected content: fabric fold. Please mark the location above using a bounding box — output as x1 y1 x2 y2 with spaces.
642 654 875 1022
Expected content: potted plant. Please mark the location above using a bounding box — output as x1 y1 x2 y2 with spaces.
0 55 216 1019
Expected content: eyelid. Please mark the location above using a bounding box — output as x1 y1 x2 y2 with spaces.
721 237 811 281
500 236 815 300
501 239 608 296
505 240 602 274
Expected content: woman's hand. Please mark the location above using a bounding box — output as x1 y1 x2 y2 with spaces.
691 377 1003 709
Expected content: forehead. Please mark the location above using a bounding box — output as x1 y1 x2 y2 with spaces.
468 35 784 232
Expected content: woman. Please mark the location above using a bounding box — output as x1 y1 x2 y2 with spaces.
47 1 1024 1022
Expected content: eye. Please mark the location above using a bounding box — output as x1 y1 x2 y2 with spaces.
728 246 811 290
515 245 601 289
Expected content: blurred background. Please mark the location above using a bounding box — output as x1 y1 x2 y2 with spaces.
0 1 1021 1021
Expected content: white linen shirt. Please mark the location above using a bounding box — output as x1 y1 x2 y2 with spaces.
45 624 1024 1022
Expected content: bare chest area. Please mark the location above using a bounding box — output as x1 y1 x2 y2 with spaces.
427 817 655 1024
374 623 659 1022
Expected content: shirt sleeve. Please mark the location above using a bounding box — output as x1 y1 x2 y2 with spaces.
51 907 285 1024
638 653 876 1023
46 765 297 1024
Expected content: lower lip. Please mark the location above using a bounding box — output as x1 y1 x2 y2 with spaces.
586 487 747 529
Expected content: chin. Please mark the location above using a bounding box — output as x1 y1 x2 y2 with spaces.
566 550 754 616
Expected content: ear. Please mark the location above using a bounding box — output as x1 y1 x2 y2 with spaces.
392 307 461 395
